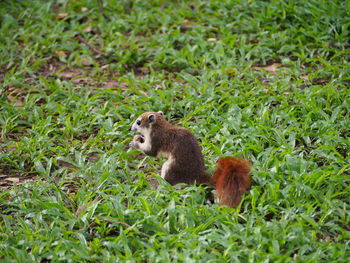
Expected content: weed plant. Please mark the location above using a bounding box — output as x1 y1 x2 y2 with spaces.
0 0 349 262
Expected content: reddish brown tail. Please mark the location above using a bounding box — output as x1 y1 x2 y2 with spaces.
213 157 251 208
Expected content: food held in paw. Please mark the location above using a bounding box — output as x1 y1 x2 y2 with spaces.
134 135 144 143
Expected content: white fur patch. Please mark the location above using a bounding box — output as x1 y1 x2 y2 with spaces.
157 150 171 159
137 128 152 153
160 153 174 179
131 121 138 131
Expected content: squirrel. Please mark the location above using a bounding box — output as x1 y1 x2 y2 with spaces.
129 111 251 208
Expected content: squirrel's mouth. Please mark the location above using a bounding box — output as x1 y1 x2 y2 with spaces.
131 123 150 138
133 130 145 142
131 125 144 136
132 129 143 136
131 122 146 136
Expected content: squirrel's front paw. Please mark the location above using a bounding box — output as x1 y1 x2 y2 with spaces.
130 135 145 149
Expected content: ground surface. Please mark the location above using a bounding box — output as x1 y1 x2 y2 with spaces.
0 0 349 262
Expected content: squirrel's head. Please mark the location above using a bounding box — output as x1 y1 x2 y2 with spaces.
131 111 164 135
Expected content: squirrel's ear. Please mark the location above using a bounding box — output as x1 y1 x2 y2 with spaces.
158 111 163 116
148 114 155 122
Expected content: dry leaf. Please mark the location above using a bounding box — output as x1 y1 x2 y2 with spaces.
262 63 280 73
76 199 100 217
104 80 119 89
293 253 297 261
5 177 19 183
57 160 79 169
58 70 79 79
81 57 93 66
139 90 149 97
139 67 150 74
58 13 68 20
7 95 15 103
4 144 17 152
7 95 24 106
228 68 235 74
71 77 90 84
120 82 128 90
88 153 100 162
301 75 309 80
76 203 89 217
207 38 217 46
83 25 92 33
14 100 25 107
112 71 121 77
181 24 196 30
6 61 15 70
252 63 280 75
55 50 68 58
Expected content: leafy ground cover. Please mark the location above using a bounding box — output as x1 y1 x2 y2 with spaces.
0 0 349 261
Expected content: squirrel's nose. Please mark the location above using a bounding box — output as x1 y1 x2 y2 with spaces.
131 123 136 131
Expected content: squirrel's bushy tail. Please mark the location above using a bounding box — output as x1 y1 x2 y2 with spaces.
213 157 251 208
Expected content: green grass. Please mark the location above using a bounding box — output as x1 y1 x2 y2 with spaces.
0 0 349 262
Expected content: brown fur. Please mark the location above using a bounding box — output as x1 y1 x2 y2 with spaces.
214 157 250 207
131 112 250 207
137 112 209 185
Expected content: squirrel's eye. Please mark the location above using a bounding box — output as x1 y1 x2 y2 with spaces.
136 120 141 125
